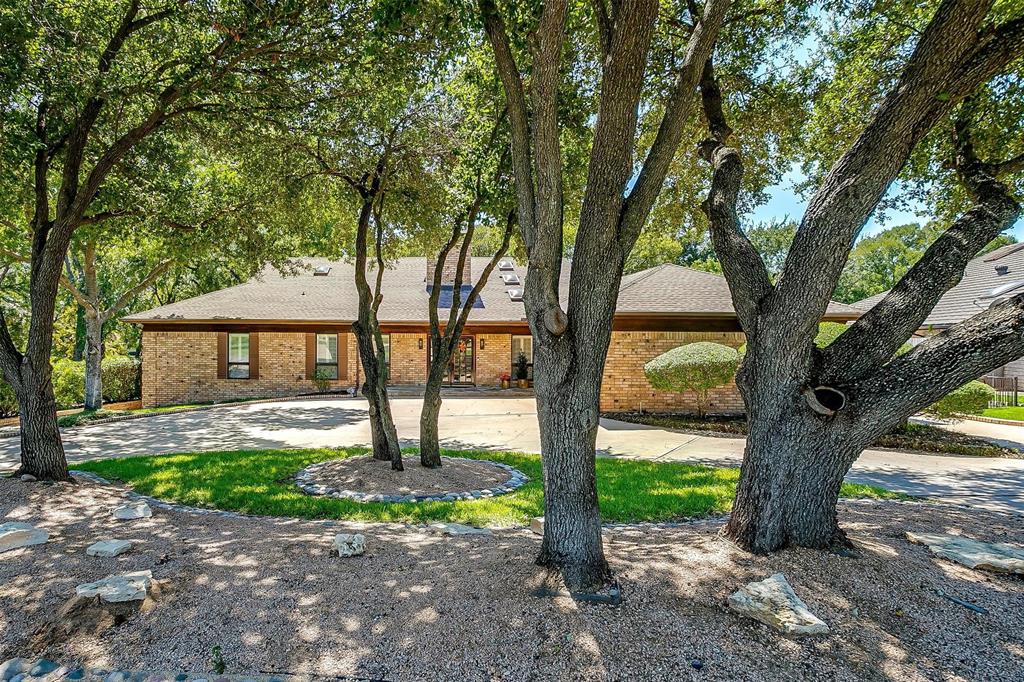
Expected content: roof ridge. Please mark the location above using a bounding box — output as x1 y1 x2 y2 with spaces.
619 263 669 293
982 242 1024 262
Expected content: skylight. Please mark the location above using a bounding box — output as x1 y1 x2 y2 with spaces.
501 273 521 286
507 288 524 302
498 259 514 271
313 265 331 276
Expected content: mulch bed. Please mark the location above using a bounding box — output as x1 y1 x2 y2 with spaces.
2 477 1023 680
304 455 513 497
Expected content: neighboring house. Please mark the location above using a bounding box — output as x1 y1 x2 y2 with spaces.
125 254 861 413
852 242 1024 378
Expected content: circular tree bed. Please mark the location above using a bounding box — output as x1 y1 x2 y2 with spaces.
295 455 528 503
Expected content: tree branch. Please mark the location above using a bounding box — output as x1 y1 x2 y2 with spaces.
820 104 1021 384
775 0 1002 323
618 0 732 247
102 259 174 321
856 293 1024 427
478 0 538 250
698 58 771 328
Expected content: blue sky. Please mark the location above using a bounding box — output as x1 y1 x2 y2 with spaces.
750 167 1024 241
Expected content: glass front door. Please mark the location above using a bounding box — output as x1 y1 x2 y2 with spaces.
449 336 475 385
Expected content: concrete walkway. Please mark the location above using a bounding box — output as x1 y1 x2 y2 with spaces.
2 396 1023 515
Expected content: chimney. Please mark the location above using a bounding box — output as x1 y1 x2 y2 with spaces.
426 245 472 285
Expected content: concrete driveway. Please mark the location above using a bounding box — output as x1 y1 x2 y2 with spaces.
2 396 1023 515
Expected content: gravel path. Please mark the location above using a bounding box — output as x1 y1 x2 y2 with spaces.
2 477 1023 681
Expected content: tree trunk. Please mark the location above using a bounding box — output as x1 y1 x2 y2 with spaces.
16 372 71 481
83 312 104 411
419 353 447 468
353 321 401 469
531 323 612 592
724 357 862 553
534 376 611 591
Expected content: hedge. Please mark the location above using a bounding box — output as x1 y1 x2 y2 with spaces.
925 380 996 419
0 355 142 415
644 342 740 417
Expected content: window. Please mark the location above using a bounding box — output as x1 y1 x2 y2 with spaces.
511 335 533 380
501 273 521 286
227 333 250 379
498 259 514 271
507 288 524 302
315 333 338 380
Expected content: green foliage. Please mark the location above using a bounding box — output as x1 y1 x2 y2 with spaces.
313 367 333 394
0 380 17 417
51 359 86 410
73 447 901 526
514 352 529 380
926 381 996 418
101 356 141 403
644 342 740 417
815 322 850 348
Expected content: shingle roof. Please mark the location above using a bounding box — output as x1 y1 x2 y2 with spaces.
125 257 861 324
851 243 1024 327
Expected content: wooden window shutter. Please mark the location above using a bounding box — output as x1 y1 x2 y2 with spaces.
305 333 316 379
338 333 348 380
249 332 260 380
217 332 228 379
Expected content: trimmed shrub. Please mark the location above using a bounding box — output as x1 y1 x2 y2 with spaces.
644 342 740 417
51 359 85 410
102 356 141 403
925 380 996 419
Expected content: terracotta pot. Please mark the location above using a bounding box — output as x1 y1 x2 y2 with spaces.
501 379 510 389
517 379 529 389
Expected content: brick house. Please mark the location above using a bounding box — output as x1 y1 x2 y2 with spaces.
125 255 861 413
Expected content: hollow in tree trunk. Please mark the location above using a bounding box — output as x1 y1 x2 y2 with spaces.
83 312 104 411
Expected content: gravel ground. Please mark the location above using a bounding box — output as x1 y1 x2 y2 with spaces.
2 477 1023 681
308 456 512 496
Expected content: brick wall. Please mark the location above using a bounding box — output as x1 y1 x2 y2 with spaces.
142 327 746 413
425 247 471 285
599 331 746 414
141 330 358 407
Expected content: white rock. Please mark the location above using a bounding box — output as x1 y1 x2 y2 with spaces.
429 522 492 536
75 570 153 603
86 539 133 557
19 474 36 482
112 501 151 520
333 533 365 557
907 532 1024 574
728 573 829 636
530 517 544 535
0 522 49 553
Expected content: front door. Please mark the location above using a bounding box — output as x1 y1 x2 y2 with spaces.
449 336 475 385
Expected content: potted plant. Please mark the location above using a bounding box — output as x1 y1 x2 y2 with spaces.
500 372 511 390
514 352 530 388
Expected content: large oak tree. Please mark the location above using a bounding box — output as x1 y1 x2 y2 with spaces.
699 0 1024 552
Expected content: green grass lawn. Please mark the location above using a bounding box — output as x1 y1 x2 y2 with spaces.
981 406 1024 421
73 447 905 527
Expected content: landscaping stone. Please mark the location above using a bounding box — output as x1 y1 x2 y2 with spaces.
76 570 153 603
728 573 829 636
29 660 59 677
0 523 49 553
906 531 1024 574
1 659 26 681
333 533 365 557
530 517 544 535
86 539 133 558
20 474 37 483
429 522 492 536
112 502 151 520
